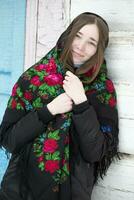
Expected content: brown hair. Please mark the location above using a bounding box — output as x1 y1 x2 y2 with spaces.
56 12 109 83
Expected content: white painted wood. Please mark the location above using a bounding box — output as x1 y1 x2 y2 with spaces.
105 34 134 83
117 93 134 119
36 0 70 61
24 0 38 70
115 83 134 120
71 0 134 32
111 83 134 154
63 0 71 27
119 119 134 154
92 184 134 200
92 155 134 199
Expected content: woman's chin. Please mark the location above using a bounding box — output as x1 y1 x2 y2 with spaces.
73 59 83 65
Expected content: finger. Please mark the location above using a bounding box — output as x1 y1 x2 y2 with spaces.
68 101 73 106
63 80 68 85
66 71 79 82
63 83 68 92
66 71 75 77
63 80 72 86
63 85 70 96
61 92 68 97
64 75 72 81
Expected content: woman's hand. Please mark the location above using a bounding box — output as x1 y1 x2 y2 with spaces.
47 93 73 115
63 71 87 104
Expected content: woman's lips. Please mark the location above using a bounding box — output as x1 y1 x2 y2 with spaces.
72 50 84 57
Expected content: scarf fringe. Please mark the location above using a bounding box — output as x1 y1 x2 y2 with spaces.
94 139 120 183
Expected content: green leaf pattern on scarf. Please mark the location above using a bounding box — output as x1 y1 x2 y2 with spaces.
7 47 117 184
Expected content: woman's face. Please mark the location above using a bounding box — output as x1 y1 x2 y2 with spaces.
71 24 99 65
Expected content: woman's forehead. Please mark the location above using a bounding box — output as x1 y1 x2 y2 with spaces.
78 24 99 41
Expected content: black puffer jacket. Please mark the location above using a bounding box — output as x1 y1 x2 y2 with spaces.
0 91 118 200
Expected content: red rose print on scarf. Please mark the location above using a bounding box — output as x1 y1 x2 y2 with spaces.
35 64 46 71
12 83 18 96
35 58 57 74
106 80 114 93
31 76 42 86
43 139 58 153
24 91 33 101
38 156 44 162
45 58 57 74
44 73 63 86
45 160 59 174
109 97 116 107
11 99 17 108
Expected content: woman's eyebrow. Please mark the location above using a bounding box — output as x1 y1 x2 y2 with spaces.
90 37 98 43
77 31 98 43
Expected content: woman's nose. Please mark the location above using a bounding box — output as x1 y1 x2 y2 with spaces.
77 40 85 51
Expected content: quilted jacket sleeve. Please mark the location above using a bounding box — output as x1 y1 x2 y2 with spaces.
72 96 119 163
0 80 55 154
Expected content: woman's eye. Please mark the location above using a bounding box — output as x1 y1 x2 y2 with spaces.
76 34 81 38
88 41 96 47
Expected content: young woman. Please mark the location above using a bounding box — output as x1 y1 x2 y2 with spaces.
0 12 119 200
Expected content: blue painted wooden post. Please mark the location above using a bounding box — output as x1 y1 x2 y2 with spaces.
0 0 26 183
